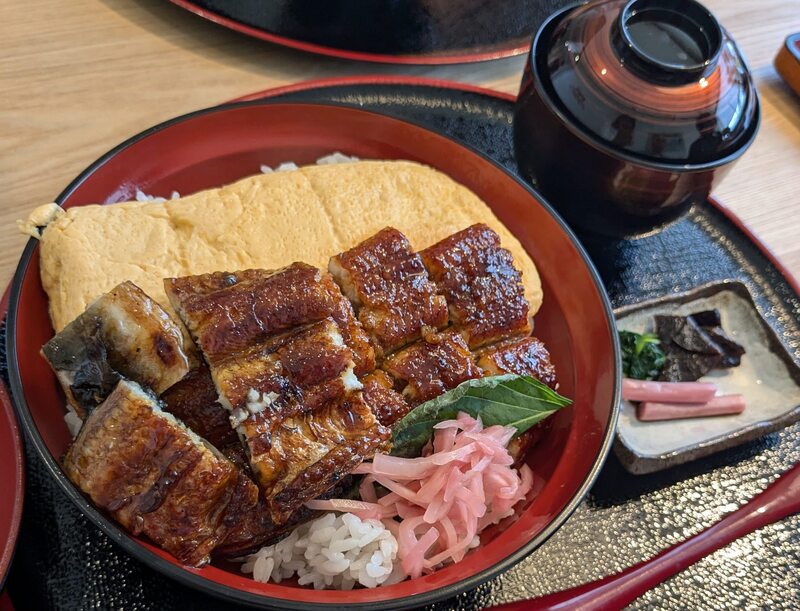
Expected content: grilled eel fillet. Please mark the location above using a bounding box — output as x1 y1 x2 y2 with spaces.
42 281 191 418
165 268 389 524
382 329 483 407
475 336 559 462
328 224 536 418
476 337 558 389
329 227 448 357
160 362 248 469
164 263 375 376
360 370 412 427
381 335 558 459
376 332 558 461
158 356 368 558
366 336 556 426
420 224 532 349
210 319 385 521
63 379 260 567
333 224 534 414
59 225 555 563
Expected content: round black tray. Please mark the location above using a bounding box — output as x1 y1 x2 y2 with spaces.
6 79 800 610
167 0 569 64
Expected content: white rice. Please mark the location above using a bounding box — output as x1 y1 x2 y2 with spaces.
314 152 360 165
135 152 359 200
134 189 180 202
241 512 402 590
260 152 359 175
64 403 83 438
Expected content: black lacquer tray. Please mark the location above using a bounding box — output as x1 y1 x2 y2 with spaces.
5 79 800 610
168 0 570 64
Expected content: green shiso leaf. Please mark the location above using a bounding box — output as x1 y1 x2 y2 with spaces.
389 375 572 458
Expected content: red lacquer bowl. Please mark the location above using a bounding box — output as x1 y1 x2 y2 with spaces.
7 103 619 609
0 367 24 590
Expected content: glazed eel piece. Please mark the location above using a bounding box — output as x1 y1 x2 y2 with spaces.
324 225 555 430
160 362 247 468
476 336 559 461
63 379 260 567
382 328 483 407
420 225 557 457
351 224 540 416
160 359 357 559
419 223 532 349
62 377 333 564
40 281 316 560
165 266 389 524
328 227 448 358
164 263 375 376
41 281 192 418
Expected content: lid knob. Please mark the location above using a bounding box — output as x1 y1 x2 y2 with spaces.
612 0 722 85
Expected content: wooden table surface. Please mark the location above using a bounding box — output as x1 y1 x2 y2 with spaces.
2 0 799 293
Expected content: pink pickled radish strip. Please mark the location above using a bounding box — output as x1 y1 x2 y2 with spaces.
396 502 423 520
432 418 463 430
401 526 439 579
471 454 494 474
622 378 717 403
434 415 469 427
443 466 465 503
382 516 401 540
304 498 389 520
367 444 478 480
455 486 487 518
422 495 444 524
520 464 538 496
377 491 402 507
467 472 486 506
424 527 476 568
350 412 542 578
368 454 436 480
352 463 373 475
439 515 458 550
637 394 745 421
359 475 378 503
433 426 458 453
478 424 516 447
416 464 453 504
398 515 426 547
373 475 421 504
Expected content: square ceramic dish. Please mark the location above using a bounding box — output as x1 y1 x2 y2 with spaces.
614 281 800 474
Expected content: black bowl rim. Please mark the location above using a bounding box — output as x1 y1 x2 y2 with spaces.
6 98 621 610
527 2 762 172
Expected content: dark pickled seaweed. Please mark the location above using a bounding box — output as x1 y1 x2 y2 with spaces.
655 310 746 382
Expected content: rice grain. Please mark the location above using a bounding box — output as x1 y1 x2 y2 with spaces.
241 512 400 589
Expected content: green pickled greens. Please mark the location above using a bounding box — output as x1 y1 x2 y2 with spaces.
620 330 666 380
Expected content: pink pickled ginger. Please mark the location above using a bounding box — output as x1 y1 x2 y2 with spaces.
312 412 542 579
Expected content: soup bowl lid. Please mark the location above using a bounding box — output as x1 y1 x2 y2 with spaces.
538 0 759 165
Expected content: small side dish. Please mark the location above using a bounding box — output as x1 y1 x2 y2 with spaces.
620 309 747 422
614 282 800 473
27 159 571 590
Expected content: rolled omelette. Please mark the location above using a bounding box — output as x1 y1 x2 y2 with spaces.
23 160 543 332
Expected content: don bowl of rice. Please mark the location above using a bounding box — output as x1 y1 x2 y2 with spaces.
7 102 620 609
